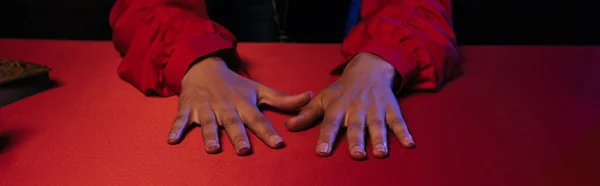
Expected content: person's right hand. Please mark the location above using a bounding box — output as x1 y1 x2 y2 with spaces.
168 57 312 156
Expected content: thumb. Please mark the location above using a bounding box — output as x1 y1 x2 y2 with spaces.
257 86 312 111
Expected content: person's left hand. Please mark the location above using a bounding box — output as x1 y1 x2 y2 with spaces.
284 53 415 160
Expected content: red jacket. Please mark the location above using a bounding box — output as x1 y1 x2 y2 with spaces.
110 0 459 96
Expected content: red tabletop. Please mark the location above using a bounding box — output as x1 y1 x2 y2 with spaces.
0 39 599 186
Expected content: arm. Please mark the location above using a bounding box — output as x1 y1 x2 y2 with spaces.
112 0 313 155
340 0 460 92
110 0 237 96
286 0 459 160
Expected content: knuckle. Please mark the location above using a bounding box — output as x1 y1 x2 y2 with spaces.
390 122 408 133
300 106 316 114
324 84 342 92
367 118 385 127
173 113 187 123
198 116 216 125
368 126 387 138
320 88 335 95
179 89 209 105
178 95 192 107
172 117 189 128
170 121 183 128
388 116 406 124
189 108 213 124
299 105 323 117
346 120 364 129
347 135 362 144
194 107 213 113
251 124 274 136
222 117 240 127
348 102 367 111
214 109 240 127
246 114 267 125
215 109 234 115
323 119 341 128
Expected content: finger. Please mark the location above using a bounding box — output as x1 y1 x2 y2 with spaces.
171 89 209 145
257 85 312 111
367 108 388 158
316 108 344 157
284 96 324 131
237 103 284 149
386 103 415 148
216 109 251 156
346 111 367 160
190 109 220 154
167 109 190 145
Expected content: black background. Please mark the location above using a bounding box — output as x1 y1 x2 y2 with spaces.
0 0 597 45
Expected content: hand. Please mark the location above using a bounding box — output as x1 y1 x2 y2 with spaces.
169 57 312 156
285 53 415 160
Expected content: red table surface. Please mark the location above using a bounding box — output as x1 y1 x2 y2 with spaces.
0 39 599 186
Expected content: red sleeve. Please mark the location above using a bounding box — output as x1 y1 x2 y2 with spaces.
110 0 237 96
341 0 460 92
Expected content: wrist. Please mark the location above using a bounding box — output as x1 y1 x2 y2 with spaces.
190 57 227 70
343 53 396 83
182 57 228 84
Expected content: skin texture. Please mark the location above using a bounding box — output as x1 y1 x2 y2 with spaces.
285 53 415 160
168 57 312 156
169 53 414 160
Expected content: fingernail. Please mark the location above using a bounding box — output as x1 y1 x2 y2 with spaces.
316 143 330 153
405 135 413 141
167 134 178 144
293 115 304 120
236 141 251 155
269 135 284 148
305 91 313 97
405 136 415 147
351 146 364 154
375 144 387 152
284 118 293 125
205 140 219 150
